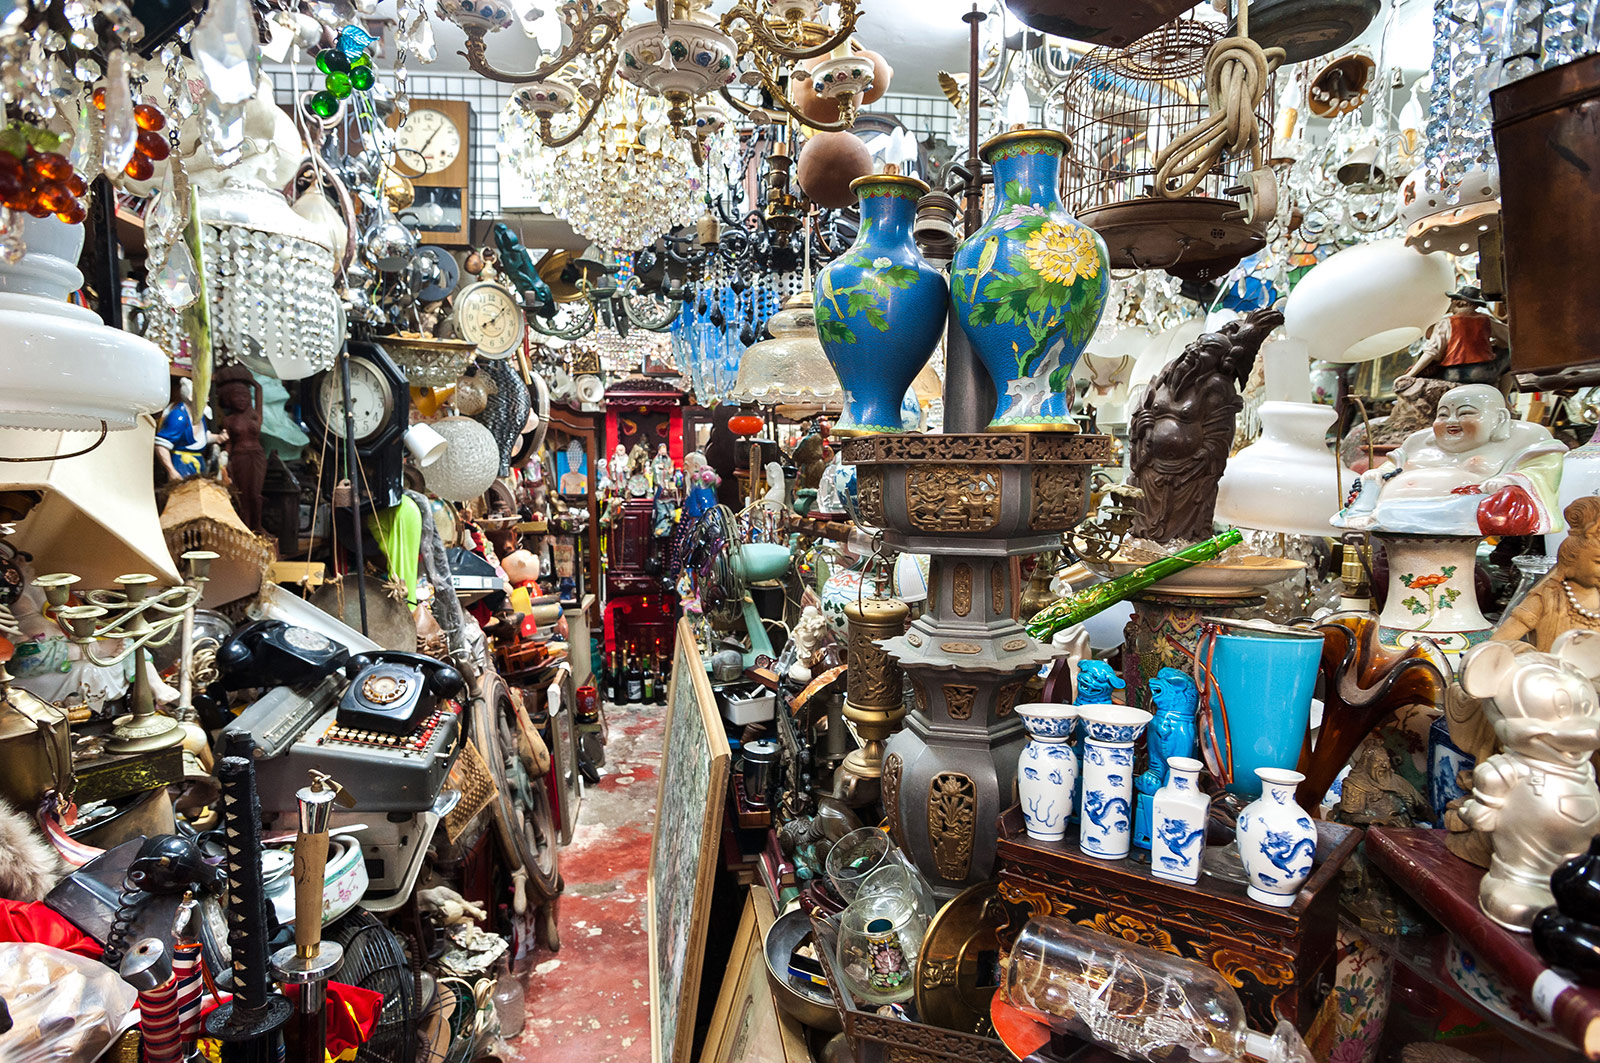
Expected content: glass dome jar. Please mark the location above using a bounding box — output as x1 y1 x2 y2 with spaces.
835 890 927 1006
1005 916 1247 1062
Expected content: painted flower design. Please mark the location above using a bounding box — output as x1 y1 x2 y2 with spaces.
1022 223 1102 286
998 203 1047 229
1082 912 1176 953
872 256 892 268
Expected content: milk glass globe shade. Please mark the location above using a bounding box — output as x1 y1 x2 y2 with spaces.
1215 401 1354 536
422 417 501 501
1283 238 1454 363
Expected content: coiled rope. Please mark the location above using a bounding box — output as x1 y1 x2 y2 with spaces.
1152 0 1285 199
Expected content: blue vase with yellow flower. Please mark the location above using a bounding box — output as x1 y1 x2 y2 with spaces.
814 173 947 436
952 129 1110 432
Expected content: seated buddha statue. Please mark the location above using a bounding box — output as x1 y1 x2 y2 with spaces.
1332 384 1565 537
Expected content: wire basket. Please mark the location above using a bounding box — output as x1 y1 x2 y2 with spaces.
1060 18 1274 212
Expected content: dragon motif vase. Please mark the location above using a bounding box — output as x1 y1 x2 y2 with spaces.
1076 703 1151 860
951 129 1110 432
1237 767 1317 908
815 173 948 436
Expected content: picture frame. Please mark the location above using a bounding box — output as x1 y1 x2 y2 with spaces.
649 618 732 1063
700 889 811 1063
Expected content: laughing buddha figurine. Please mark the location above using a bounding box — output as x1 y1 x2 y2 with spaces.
1333 384 1565 537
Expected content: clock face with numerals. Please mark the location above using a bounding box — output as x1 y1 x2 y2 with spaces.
394 108 463 176
454 281 524 358
317 357 395 441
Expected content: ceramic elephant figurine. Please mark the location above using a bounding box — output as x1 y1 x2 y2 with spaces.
1459 630 1600 931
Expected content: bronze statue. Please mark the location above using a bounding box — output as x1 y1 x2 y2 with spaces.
1128 309 1283 542
1334 739 1429 827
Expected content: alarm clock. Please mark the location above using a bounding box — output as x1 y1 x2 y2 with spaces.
453 280 524 359
300 340 410 509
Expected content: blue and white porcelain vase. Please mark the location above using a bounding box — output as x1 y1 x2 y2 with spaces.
951 129 1110 432
1151 756 1209 885
1076 703 1151 860
814 174 949 436
1236 767 1318 908
1015 703 1079 842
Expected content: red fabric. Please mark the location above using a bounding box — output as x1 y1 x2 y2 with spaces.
1442 313 1494 367
1478 484 1541 535
284 981 384 1060
0 899 102 957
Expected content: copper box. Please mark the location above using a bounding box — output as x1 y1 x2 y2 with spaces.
1492 52 1600 372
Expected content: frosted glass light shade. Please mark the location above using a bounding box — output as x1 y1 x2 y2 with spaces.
1215 401 1354 536
1283 238 1454 363
1262 336 1313 403
1127 317 1204 414
731 293 843 412
421 417 500 501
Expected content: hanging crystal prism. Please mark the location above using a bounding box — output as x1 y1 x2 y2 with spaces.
101 50 137 178
201 98 246 166
188 0 258 105
150 237 199 309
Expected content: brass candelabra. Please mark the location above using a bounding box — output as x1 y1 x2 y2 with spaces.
34 550 218 754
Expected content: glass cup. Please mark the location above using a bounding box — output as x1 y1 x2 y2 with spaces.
836 891 927 1005
856 859 938 923
825 826 894 902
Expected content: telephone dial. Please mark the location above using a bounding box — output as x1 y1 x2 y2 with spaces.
338 651 464 735
217 619 349 691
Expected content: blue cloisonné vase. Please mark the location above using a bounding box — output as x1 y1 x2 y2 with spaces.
951 129 1110 432
815 174 948 436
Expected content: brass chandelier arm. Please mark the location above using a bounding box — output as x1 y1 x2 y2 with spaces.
459 12 623 84
726 69 857 132
535 50 624 147
719 0 860 61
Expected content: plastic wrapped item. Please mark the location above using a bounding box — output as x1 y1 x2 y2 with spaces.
1004 917 1246 1062
0 941 138 1063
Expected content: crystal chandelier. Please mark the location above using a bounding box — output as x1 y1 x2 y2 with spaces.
440 0 868 144
500 83 728 251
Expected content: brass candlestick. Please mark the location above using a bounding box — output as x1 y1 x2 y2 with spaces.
35 550 217 754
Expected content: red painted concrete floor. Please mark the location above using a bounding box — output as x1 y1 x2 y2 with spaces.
512 700 663 1063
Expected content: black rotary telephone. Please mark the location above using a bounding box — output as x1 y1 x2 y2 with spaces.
338 651 465 735
216 619 350 691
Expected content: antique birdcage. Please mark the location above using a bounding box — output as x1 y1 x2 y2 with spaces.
1060 18 1274 282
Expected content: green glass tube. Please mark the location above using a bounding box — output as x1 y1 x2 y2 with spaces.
1025 528 1245 642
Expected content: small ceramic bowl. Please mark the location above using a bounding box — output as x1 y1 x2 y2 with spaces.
1075 702 1153 744
1014 702 1079 743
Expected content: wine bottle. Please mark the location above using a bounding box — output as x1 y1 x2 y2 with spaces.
653 638 668 704
624 646 644 704
642 657 656 703
601 652 617 703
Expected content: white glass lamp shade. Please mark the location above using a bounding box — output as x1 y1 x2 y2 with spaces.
1215 401 1354 536
421 417 501 501
1262 336 1313 404
0 215 166 431
1074 327 1148 427
1283 238 1454 363
730 294 843 412
404 422 449 467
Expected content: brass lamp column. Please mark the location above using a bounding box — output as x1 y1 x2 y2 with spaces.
839 594 909 791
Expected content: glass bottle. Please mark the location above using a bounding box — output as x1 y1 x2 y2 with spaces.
653 638 668 703
1005 916 1247 1063
624 645 644 703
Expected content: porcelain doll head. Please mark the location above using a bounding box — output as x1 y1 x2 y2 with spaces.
502 549 540 586
1432 384 1512 455
1462 629 1600 767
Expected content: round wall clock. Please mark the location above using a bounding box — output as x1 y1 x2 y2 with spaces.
394 107 464 176
454 280 525 359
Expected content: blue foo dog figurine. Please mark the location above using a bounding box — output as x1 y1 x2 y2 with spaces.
1069 660 1125 820
1134 667 1200 850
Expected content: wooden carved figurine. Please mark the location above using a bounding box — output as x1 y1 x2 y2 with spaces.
1128 309 1283 542
214 366 266 531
